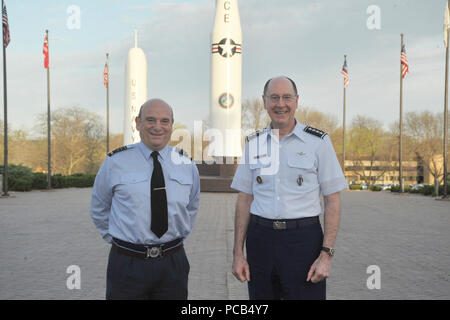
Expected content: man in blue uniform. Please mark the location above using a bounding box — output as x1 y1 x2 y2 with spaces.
90 98 200 300
231 76 348 300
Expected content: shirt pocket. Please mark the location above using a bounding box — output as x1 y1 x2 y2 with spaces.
287 155 316 171
120 172 149 184
116 172 150 200
168 171 193 205
287 155 318 191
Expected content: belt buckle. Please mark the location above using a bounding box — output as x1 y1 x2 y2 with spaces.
146 246 162 258
273 221 286 230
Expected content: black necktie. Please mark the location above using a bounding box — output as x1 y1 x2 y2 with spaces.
150 151 168 238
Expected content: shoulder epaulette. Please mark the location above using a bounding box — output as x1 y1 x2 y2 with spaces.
303 126 327 139
246 129 264 142
107 146 132 157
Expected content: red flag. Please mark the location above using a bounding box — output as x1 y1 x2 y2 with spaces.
43 34 49 69
103 62 108 88
2 2 10 48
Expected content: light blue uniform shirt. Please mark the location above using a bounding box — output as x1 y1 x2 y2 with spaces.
90 142 200 245
231 122 348 219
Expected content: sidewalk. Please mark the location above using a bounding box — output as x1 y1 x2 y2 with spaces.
0 189 449 299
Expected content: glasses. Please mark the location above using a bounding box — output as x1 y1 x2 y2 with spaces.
266 94 297 104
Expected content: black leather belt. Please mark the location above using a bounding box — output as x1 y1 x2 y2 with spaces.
250 214 319 230
112 237 183 259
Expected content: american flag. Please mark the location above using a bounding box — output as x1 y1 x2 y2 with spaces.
43 34 49 69
401 44 409 79
103 62 108 88
341 58 349 88
2 2 10 48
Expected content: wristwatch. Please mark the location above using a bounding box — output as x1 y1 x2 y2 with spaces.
321 247 335 257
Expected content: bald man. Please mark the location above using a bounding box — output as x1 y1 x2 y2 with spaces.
90 99 200 299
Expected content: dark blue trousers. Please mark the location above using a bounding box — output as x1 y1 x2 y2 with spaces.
106 244 190 300
246 217 326 300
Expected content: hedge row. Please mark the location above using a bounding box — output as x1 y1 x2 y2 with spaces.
349 185 382 191
369 185 382 191
390 184 446 197
1 165 96 191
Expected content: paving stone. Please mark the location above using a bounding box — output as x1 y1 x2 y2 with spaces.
0 189 448 299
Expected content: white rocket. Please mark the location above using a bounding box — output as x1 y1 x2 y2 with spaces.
124 30 148 145
210 0 242 157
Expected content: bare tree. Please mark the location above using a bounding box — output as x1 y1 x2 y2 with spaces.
404 111 444 183
36 106 104 175
295 106 339 134
347 115 395 185
241 98 269 131
295 106 341 150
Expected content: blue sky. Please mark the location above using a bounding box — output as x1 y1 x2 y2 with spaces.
1 0 448 135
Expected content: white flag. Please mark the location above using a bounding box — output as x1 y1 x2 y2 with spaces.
445 0 450 47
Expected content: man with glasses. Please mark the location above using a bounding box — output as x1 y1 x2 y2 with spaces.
90 98 200 299
231 76 347 300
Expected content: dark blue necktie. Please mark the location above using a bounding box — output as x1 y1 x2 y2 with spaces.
150 151 168 238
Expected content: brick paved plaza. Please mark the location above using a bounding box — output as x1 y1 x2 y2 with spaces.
0 189 449 299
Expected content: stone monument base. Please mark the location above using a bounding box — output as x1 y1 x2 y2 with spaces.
196 157 238 193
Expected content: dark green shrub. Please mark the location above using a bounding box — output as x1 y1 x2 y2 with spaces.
51 174 68 189
420 185 434 196
65 173 96 188
369 185 382 191
32 172 47 190
2 166 96 191
349 185 362 190
410 187 421 194
390 185 400 192
7 164 33 191
10 176 32 191
4 164 33 191
390 185 411 193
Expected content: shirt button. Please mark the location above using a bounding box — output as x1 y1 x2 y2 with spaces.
277 196 280 200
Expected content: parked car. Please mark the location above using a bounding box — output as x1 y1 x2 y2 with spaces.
382 184 393 190
411 183 424 190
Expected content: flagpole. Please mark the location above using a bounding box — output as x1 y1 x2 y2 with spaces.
1 0 9 197
399 34 404 193
106 53 110 154
443 28 449 198
342 55 347 174
46 29 51 190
